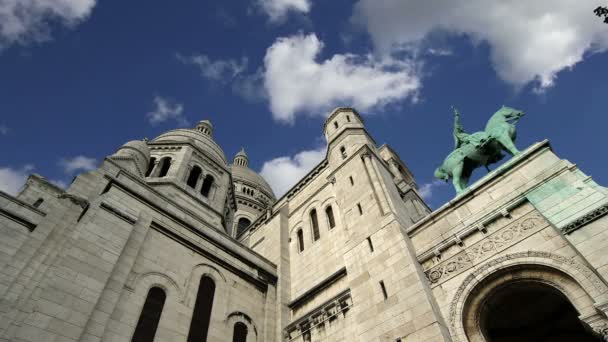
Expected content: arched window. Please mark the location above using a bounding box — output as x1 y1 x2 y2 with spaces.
145 157 156 177
186 166 202 189
232 322 248 342
33 198 44 208
201 175 214 198
236 217 251 237
325 206 335 229
131 287 166 342
297 229 304 252
340 146 347 159
310 209 320 241
157 157 172 178
187 277 215 342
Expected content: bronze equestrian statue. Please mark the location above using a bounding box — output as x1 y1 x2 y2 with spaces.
434 106 525 193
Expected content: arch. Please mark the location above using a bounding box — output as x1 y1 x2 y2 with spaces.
157 157 172 178
130 271 183 301
184 263 227 306
201 174 214 198
449 251 608 342
33 198 44 208
325 205 336 229
340 146 347 159
124 272 182 342
236 217 251 238
226 311 258 342
297 229 305 253
145 157 156 177
310 209 320 241
187 165 202 189
233 322 248 342
187 276 215 342
131 287 166 342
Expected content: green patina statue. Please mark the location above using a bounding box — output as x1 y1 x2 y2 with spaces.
434 106 525 193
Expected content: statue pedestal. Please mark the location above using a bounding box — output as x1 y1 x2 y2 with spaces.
408 140 608 341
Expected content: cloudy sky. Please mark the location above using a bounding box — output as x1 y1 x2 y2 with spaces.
1 0 607 208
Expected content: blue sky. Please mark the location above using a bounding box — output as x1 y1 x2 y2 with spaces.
1 0 607 208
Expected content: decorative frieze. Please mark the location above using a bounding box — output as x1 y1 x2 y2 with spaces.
562 203 608 234
284 289 352 341
424 212 546 285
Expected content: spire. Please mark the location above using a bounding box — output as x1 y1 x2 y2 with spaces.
233 147 249 167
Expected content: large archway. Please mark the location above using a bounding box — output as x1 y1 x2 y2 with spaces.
454 261 608 342
478 281 600 342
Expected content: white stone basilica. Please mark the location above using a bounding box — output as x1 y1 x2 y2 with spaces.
1 108 608 342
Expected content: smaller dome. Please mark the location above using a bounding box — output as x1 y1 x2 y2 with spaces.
231 149 275 200
112 140 150 176
195 120 213 137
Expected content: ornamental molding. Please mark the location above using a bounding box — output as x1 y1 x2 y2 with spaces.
562 202 608 234
424 211 546 285
284 289 352 342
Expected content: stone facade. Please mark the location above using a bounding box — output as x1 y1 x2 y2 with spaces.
1 108 607 341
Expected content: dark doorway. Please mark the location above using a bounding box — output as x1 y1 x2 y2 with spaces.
232 322 248 342
479 281 600 342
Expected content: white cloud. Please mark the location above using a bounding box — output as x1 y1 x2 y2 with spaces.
417 179 445 200
146 96 188 126
0 165 33 195
257 0 310 22
0 0 96 49
352 0 608 91
260 146 325 197
263 33 420 123
0 125 8 135
59 155 96 174
176 53 248 82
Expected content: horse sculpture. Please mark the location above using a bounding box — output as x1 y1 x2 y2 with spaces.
434 106 525 193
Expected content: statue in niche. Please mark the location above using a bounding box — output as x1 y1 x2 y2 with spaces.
434 106 525 193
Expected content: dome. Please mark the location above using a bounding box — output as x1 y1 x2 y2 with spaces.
232 166 276 200
231 149 275 200
152 126 227 166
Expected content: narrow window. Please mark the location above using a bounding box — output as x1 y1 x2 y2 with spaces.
367 237 374 252
297 229 304 252
349 176 354 186
310 209 320 241
346 115 351 122
131 287 166 342
334 121 338 129
340 146 347 159
232 322 248 342
145 157 156 177
357 203 363 215
33 198 44 208
200 175 214 198
187 277 215 342
379 281 388 300
325 206 336 229
157 157 171 178
186 166 202 189
236 217 251 237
